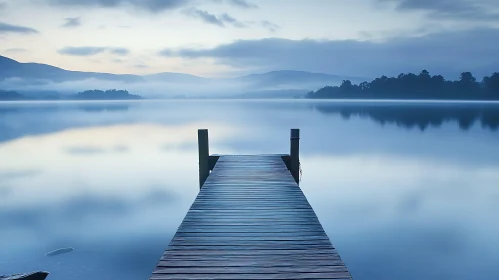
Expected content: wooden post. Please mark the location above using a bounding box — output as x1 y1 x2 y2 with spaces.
290 129 300 184
198 129 209 189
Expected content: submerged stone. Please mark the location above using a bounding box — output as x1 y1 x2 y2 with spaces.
0 271 49 280
45 247 74 256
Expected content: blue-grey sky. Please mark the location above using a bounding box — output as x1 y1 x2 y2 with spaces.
1 0 498 78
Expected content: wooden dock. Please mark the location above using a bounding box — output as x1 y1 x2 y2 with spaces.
149 129 352 280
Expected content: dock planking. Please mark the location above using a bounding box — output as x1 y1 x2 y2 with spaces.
150 151 352 280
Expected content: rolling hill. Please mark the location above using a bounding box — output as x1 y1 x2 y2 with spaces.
0 55 367 98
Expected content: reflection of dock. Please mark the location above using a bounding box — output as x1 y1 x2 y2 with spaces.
149 129 352 280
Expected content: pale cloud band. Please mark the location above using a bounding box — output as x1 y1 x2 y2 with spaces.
183 8 248 28
58 46 130 56
61 17 81 28
379 0 499 20
159 27 499 78
228 0 258 9
0 22 39 34
46 0 259 12
48 0 191 12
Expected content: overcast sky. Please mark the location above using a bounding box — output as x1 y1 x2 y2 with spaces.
1 0 498 78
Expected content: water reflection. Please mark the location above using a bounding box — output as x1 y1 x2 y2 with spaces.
312 102 499 131
65 145 129 155
0 101 248 143
0 122 237 279
78 103 129 112
0 100 498 280
301 154 499 280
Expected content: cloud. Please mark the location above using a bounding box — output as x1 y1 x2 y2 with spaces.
183 8 247 28
4 48 29 53
0 2 6 10
110 47 130 55
158 27 499 78
182 9 276 30
59 46 107 56
0 170 42 179
379 0 499 21
0 22 39 34
227 0 258 9
134 64 149 69
184 8 224 27
219 13 247 28
58 46 130 56
261 20 280 32
48 0 191 12
158 49 174 56
65 146 105 154
61 17 81 28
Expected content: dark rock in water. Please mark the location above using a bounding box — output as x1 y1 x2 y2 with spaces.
0 271 49 280
45 247 74 256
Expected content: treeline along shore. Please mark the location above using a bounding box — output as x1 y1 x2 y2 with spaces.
0 89 142 101
306 71 499 100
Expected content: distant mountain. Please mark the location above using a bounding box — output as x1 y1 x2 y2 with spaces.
232 89 309 99
0 89 143 101
143 72 208 83
0 56 142 83
234 70 366 90
0 55 368 98
20 90 63 100
0 90 24 100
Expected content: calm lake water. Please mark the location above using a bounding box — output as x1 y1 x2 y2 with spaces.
1 100 498 280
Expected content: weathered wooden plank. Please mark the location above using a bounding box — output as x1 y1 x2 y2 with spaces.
169 241 333 246
172 233 329 238
181 212 317 217
178 223 324 227
154 266 349 274
150 273 352 280
160 255 342 262
181 216 320 220
184 211 318 215
150 155 351 280
156 260 346 267
171 236 331 242
174 229 328 233
181 214 321 219
161 250 341 257
181 216 321 220
163 248 336 253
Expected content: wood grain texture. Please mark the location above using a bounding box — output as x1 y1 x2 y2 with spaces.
149 155 352 280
